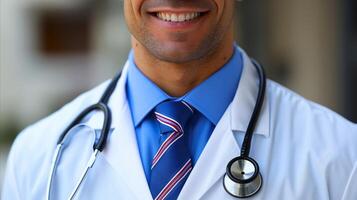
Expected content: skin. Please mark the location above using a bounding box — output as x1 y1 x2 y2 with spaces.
124 0 236 97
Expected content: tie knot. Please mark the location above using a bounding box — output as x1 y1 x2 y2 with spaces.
154 100 194 134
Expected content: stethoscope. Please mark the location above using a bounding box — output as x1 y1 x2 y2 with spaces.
46 59 266 200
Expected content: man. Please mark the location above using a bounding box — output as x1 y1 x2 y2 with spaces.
3 0 357 199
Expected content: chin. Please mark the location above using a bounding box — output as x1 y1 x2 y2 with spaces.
148 42 211 64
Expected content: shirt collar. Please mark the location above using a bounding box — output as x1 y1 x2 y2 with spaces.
126 44 243 126
183 45 243 125
126 51 170 126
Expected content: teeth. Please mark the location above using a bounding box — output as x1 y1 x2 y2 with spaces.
156 12 201 22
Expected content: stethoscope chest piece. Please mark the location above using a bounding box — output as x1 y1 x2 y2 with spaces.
223 156 262 198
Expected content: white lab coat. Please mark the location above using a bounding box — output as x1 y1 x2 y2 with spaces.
2 49 357 200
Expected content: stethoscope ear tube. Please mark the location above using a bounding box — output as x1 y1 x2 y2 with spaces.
56 103 111 152
92 103 111 151
47 72 122 200
46 144 63 200
57 71 121 150
223 60 266 198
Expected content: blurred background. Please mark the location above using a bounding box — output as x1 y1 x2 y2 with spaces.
0 0 356 191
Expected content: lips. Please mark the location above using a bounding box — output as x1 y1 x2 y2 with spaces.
143 0 212 23
155 12 203 22
142 0 213 32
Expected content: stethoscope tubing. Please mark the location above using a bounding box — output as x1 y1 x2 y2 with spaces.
240 59 266 158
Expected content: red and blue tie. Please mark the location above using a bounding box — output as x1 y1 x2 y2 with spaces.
149 100 194 200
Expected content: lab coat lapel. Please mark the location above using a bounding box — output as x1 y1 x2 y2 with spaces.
179 48 270 199
102 107 152 200
178 104 240 200
87 62 152 200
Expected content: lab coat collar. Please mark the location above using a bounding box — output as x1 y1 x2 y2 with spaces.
230 48 270 137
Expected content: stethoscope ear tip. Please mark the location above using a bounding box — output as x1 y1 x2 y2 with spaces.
223 156 262 198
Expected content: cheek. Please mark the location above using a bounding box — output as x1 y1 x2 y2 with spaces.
124 0 141 34
124 0 143 24
217 0 235 28
215 0 225 18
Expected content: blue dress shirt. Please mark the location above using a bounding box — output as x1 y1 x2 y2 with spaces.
126 45 243 181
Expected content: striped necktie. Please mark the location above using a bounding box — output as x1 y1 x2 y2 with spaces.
149 100 194 200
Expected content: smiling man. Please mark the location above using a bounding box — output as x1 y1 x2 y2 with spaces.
125 0 235 97
2 0 357 200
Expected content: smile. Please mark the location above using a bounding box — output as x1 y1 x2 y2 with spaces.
147 8 210 30
156 12 202 22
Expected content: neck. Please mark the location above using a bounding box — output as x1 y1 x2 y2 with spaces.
132 30 234 97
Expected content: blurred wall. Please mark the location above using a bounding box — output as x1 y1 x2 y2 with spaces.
0 0 131 190
0 0 130 133
237 0 343 114
1 0 356 191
